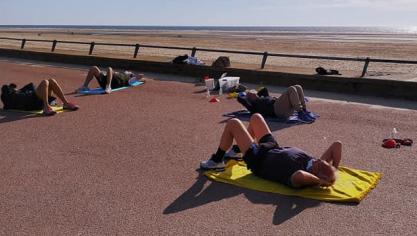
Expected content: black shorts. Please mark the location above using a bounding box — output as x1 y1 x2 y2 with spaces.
243 134 313 187
4 93 55 111
97 73 128 89
243 133 279 175
22 94 56 110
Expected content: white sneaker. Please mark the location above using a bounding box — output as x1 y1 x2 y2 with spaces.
104 87 112 94
200 159 225 170
225 145 243 159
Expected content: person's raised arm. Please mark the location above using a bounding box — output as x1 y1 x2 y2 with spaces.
320 141 342 168
291 170 332 188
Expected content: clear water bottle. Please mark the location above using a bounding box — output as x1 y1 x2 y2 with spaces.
390 128 398 139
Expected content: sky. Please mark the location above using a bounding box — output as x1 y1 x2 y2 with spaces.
0 0 417 27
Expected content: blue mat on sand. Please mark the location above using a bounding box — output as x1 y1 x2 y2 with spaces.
223 110 319 124
78 80 144 95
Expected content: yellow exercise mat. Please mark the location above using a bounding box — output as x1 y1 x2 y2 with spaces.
204 160 381 203
4 106 65 115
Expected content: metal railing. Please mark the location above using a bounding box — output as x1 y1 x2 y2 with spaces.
1 36 417 77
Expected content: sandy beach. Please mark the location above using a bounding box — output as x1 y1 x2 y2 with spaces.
1 28 417 80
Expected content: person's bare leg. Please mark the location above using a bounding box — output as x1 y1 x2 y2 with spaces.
274 87 302 117
48 79 70 105
219 118 254 154
247 113 272 142
104 67 113 93
81 66 101 88
35 80 52 111
293 85 307 110
319 141 342 168
201 118 254 168
287 86 303 111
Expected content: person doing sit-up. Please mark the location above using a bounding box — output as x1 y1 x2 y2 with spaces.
1 78 79 116
237 85 314 122
200 113 342 188
77 66 145 94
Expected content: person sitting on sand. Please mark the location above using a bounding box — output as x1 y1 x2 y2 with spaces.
237 85 314 122
1 78 79 116
200 113 341 188
76 66 145 94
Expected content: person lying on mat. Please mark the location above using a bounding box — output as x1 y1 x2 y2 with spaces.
237 85 314 122
1 79 79 116
200 113 341 188
76 66 145 94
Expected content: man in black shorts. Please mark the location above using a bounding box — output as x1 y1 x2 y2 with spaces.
76 66 144 94
200 113 342 188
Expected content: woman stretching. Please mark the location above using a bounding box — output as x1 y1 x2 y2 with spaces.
200 113 341 188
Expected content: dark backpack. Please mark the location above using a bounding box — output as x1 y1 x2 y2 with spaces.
212 56 231 69
172 54 189 64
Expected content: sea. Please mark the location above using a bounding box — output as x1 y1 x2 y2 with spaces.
1 25 417 35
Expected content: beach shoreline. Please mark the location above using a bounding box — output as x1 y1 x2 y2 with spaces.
1 27 417 81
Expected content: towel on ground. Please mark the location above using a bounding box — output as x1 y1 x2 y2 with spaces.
204 160 381 203
3 105 64 114
78 80 144 95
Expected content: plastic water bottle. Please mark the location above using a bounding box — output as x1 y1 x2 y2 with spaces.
390 128 398 139
219 86 223 96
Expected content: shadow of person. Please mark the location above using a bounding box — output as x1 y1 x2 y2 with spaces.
243 191 320 225
164 172 321 225
163 173 243 214
219 116 307 132
0 110 38 124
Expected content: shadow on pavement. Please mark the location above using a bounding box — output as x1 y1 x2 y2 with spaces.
219 116 312 132
0 110 38 124
163 173 321 225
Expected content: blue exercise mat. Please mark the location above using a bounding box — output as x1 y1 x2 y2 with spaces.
78 80 144 95
223 110 319 124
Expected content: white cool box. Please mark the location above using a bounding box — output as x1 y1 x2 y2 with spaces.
204 77 240 92
219 77 240 92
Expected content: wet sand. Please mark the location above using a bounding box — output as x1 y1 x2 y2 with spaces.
1 28 417 81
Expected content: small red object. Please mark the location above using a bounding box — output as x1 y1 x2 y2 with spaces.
209 97 220 103
382 139 397 149
203 75 209 80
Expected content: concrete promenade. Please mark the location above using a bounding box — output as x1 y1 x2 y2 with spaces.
0 59 416 235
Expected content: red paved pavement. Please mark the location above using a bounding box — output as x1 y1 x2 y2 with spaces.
0 59 416 235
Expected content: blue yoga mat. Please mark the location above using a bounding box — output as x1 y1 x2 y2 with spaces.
78 80 144 95
223 110 319 124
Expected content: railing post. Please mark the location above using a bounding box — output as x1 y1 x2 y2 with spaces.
89 42 95 55
191 47 197 57
133 44 140 58
361 57 370 77
20 39 26 49
261 51 269 69
51 40 57 52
